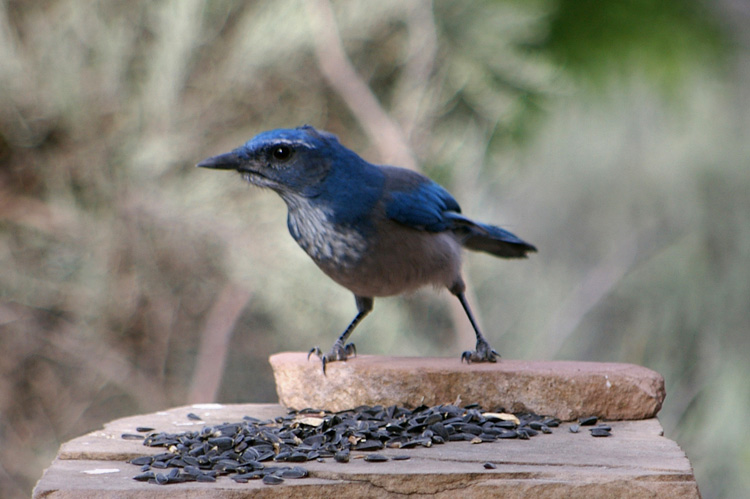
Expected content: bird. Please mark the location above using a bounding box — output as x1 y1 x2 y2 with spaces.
197 125 536 372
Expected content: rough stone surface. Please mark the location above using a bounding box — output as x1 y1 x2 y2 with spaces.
34 403 699 498
270 353 666 420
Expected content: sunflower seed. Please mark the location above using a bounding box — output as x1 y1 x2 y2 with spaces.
281 466 308 478
129 456 153 466
590 426 612 437
579 416 598 426
133 471 154 482
262 474 284 485
121 433 145 440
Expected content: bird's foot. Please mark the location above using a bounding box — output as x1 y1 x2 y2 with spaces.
308 341 357 374
461 339 499 364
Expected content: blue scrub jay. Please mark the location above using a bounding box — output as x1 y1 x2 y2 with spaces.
197 126 536 372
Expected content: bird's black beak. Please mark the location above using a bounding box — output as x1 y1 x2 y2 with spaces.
196 151 242 170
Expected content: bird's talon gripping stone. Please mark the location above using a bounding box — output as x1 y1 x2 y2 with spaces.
461 341 500 363
344 342 357 358
307 347 322 361
330 341 355 361
310 341 358 373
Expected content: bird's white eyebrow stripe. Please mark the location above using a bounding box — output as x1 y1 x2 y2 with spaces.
263 138 316 149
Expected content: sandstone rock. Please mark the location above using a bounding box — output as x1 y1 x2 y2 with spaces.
34 403 698 498
270 352 665 420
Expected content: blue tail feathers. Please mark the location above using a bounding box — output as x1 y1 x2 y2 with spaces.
445 212 536 258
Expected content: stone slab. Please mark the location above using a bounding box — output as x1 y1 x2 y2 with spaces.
270 353 666 420
34 403 699 498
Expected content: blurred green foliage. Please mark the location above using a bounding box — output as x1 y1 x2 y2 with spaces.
0 1 747 497
542 0 727 88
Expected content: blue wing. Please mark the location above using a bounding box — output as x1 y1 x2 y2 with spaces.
382 166 537 258
382 168 462 232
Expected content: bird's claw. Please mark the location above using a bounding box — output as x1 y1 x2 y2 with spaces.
461 339 499 364
308 341 357 374
307 347 322 361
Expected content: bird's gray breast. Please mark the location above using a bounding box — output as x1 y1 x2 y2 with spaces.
284 195 368 268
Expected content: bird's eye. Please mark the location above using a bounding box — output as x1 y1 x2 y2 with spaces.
271 145 293 161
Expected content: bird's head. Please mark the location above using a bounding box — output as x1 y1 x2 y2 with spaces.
197 125 342 198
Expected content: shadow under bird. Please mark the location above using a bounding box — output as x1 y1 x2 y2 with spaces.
197 126 536 372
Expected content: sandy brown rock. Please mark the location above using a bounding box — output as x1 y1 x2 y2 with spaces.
270 353 665 420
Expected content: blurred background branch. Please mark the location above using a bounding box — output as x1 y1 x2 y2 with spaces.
305 0 418 169
0 1 748 498
188 283 252 403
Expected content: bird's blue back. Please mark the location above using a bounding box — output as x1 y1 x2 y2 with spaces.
240 126 462 229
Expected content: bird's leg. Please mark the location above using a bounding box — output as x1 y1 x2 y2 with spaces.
309 295 373 373
450 283 499 363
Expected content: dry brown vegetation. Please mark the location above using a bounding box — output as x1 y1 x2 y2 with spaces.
1 1 748 497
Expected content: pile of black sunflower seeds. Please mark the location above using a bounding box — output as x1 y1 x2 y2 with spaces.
124 403 607 486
